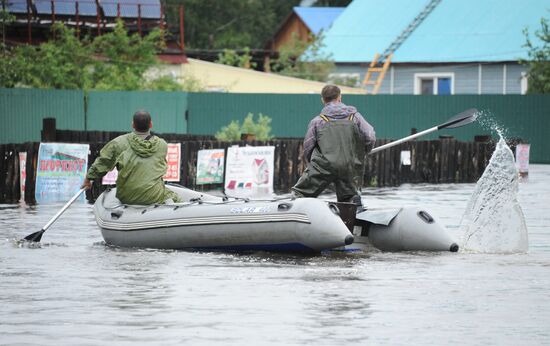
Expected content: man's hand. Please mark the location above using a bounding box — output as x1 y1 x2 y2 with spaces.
81 178 93 190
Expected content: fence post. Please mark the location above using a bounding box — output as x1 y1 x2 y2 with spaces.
24 142 38 204
42 118 57 142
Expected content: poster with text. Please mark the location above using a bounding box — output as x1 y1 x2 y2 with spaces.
35 143 89 203
19 152 26 199
101 143 181 184
515 143 530 173
224 146 274 197
196 148 225 184
163 143 182 182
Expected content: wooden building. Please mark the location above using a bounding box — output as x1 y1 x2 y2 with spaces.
266 7 344 52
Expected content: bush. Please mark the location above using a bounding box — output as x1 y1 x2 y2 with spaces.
522 17 550 93
215 113 273 141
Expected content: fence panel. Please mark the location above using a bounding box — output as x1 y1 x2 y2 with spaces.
86 91 188 134
0 88 85 144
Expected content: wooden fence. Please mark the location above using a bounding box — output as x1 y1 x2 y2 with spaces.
0 130 497 204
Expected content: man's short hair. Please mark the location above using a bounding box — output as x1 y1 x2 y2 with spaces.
321 85 341 103
133 110 151 132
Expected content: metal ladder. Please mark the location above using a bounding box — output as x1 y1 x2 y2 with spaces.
363 0 442 94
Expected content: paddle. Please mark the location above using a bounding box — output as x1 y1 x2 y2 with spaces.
24 188 87 242
369 108 479 154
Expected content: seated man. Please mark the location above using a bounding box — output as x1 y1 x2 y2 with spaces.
82 110 181 205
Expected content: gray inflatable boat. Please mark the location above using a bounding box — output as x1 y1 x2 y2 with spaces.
94 185 354 252
337 206 459 252
94 185 458 253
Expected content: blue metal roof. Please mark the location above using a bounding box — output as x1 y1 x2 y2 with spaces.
318 0 428 62
320 0 549 63
293 6 344 35
396 0 548 62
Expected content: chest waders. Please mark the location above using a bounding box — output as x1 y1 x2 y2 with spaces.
292 114 366 203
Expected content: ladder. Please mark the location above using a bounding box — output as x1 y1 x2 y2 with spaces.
362 53 392 95
362 0 442 94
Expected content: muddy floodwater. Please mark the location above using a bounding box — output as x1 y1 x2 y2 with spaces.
1 165 549 345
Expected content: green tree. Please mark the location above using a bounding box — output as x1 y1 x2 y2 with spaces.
0 47 19 88
146 75 183 91
0 21 187 91
9 23 93 89
215 113 273 141
91 20 163 90
522 17 550 93
162 0 300 49
216 47 257 69
1 0 15 46
271 32 335 82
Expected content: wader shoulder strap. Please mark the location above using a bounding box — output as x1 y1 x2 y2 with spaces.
319 114 330 122
348 113 356 121
144 134 154 140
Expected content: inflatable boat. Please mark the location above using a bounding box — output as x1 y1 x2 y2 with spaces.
334 205 459 252
93 185 459 253
94 185 354 252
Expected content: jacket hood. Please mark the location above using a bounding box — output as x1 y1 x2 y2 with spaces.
128 133 160 158
321 101 357 119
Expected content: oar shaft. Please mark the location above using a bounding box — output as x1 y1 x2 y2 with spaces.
369 126 438 155
42 188 86 231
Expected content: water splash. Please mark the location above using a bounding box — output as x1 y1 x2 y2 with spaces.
460 137 528 253
475 110 509 139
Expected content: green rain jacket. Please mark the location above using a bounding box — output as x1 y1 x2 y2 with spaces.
87 133 181 205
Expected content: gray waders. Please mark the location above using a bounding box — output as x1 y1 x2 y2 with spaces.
292 114 366 204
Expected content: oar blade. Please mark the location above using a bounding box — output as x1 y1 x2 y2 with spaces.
439 108 479 129
24 229 45 242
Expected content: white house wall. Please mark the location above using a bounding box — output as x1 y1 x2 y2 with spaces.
333 62 527 95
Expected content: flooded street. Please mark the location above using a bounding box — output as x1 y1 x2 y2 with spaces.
1 165 549 345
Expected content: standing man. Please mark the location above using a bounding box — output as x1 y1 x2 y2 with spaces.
292 85 376 206
81 110 182 205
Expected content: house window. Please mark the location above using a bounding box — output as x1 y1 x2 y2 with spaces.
414 73 454 95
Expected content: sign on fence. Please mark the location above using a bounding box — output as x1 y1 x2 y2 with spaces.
224 146 274 197
102 143 181 184
19 152 26 198
196 148 225 184
164 143 181 182
35 143 89 202
515 143 530 177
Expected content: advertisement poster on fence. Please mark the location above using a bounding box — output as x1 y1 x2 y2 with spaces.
101 143 181 184
19 152 26 198
196 149 225 185
164 143 181 182
35 143 89 203
224 146 274 197
515 143 530 174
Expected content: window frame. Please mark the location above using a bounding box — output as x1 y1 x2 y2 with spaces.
414 72 455 95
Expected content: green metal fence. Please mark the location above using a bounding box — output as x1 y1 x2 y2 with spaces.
187 93 550 163
0 88 85 143
86 91 188 134
187 93 322 138
2 88 549 163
